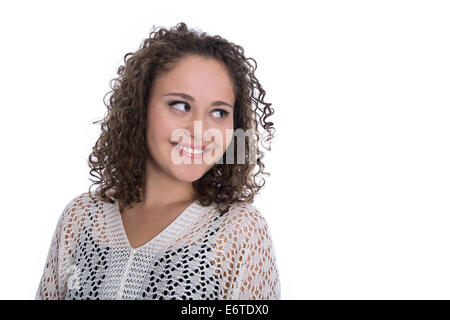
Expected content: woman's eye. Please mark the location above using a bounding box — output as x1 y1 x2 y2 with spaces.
168 101 230 119
168 101 190 112
211 109 231 119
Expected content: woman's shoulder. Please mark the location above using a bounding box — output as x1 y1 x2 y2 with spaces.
219 201 271 238
224 201 266 221
57 191 97 223
64 190 113 209
63 191 94 210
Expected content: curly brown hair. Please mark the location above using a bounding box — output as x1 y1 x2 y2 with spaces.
87 22 275 214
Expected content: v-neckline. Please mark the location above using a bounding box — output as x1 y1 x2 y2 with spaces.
114 199 200 252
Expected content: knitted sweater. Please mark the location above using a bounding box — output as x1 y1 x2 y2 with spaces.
35 192 281 300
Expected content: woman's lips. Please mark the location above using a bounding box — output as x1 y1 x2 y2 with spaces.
171 142 214 159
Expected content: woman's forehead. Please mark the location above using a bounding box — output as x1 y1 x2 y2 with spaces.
152 56 235 102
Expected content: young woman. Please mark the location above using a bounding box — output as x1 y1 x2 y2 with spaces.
35 22 280 300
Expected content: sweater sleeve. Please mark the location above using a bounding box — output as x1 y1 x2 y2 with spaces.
35 193 85 300
217 204 281 300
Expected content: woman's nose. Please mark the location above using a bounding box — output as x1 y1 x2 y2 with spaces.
184 119 207 145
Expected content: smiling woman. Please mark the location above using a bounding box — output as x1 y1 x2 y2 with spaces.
145 54 236 179
35 22 279 300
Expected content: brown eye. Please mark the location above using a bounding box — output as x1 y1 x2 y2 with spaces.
211 109 230 119
168 101 190 112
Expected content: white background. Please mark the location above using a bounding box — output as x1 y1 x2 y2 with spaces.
0 0 449 299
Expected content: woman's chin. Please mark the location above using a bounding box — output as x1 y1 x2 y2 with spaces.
170 166 208 183
173 174 204 183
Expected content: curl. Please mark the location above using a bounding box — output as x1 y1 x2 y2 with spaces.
87 22 275 214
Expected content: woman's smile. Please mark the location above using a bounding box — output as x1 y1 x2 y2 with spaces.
171 141 214 159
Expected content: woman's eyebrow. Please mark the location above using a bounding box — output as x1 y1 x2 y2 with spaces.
162 92 233 109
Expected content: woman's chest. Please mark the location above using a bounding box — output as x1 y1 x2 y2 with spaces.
65 230 223 300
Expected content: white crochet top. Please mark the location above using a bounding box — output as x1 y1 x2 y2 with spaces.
35 192 281 300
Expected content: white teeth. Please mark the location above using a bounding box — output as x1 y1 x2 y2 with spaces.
178 145 204 155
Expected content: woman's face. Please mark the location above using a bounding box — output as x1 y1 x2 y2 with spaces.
145 54 235 182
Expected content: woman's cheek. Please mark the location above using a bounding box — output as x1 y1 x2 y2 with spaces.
225 125 234 148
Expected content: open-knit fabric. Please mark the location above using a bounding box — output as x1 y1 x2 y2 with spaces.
35 192 281 300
